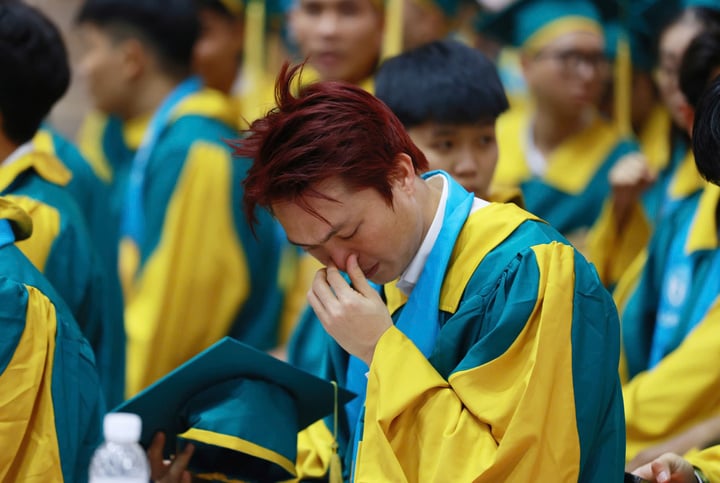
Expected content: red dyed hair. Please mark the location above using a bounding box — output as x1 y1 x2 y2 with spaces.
235 62 429 226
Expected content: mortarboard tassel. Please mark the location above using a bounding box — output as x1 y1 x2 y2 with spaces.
329 381 343 483
381 0 404 59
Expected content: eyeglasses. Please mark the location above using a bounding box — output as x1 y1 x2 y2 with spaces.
534 49 609 76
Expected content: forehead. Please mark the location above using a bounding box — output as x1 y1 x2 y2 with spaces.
541 30 604 52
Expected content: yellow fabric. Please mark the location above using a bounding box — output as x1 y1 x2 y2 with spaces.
297 65 376 95
0 197 33 240
237 71 278 128
291 420 337 481
494 108 621 194
524 17 602 54
613 36 632 137
586 200 651 287
0 285 62 482
0 151 71 192
624 296 720 461
122 114 150 151
381 0 403 60
279 253 323 346
172 89 240 129
686 184 720 253
385 203 540 315
124 142 249 396
638 104 671 172
180 427 296 477
76 110 114 182
32 129 56 157
5 196 60 272
357 241 581 481
685 445 720 482
669 150 706 199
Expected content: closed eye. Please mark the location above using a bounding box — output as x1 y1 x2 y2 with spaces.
338 225 359 240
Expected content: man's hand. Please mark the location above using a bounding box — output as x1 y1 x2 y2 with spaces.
609 153 657 231
148 432 194 483
308 253 392 365
632 452 697 483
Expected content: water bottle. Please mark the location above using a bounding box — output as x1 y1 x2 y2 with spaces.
89 412 151 483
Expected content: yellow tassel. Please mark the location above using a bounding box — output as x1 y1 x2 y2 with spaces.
381 0 404 60
329 381 343 483
242 0 266 105
613 30 632 137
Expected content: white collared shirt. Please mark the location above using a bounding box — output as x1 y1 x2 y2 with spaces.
395 174 489 296
1 142 34 168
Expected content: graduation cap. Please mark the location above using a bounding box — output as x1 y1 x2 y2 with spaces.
477 0 603 52
113 337 355 482
684 0 720 10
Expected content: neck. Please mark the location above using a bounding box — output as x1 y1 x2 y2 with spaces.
532 105 593 154
0 135 20 165
120 74 182 121
419 175 444 239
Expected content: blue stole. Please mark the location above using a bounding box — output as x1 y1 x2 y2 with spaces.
0 219 14 248
650 212 720 367
344 171 475 480
121 76 202 245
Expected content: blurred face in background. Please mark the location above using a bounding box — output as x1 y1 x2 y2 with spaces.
407 121 498 198
290 0 383 84
402 0 448 51
522 30 608 119
656 19 702 129
78 23 135 118
193 8 244 94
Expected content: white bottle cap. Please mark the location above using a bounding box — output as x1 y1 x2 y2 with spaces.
103 412 143 444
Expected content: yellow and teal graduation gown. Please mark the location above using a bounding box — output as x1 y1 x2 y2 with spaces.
621 183 720 461
0 147 125 406
295 173 625 482
115 79 285 396
0 198 104 482
493 107 638 236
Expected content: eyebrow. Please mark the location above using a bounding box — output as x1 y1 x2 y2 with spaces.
287 224 343 250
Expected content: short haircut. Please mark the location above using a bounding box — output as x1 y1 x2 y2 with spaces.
77 0 199 79
374 39 509 128
237 63 430 226
692 75 720 185
680 29 720 109
0 0 70 145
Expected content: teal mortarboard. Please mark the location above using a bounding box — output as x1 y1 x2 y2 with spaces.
113 337 355 482
684 0 720 11
477 0 603 52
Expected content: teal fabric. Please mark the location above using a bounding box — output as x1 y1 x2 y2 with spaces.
1 166 125 407
0 238 104 483
133 111 286 350
621 189 713 379
314 205 624 481
521 137 638 234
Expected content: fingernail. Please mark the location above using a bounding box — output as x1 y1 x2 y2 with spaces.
658 470 669 482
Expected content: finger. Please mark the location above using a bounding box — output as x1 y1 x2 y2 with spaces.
346 254 375 297
167 443 195 479
148 432 168 479
307 288 330 326
325 263 356 299
311 268 344 311
631 464 655 480
650 460 671 483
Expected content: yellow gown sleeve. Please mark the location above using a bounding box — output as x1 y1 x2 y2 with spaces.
685 445 720 482
124 142 249 396
624 297 720 461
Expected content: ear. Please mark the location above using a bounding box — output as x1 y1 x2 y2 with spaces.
231 17 245 52
120 37 148 82
392 152 417 193
681 102 695 137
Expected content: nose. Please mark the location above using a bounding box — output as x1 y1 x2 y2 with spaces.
312 241 351 271
453 148 478 177
317 11 340 37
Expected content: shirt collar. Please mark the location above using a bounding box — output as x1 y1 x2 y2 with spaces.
396 174 449 296
2 142 34 168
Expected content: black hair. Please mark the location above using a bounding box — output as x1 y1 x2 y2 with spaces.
692 75 720 185
374 39 509 128
679 28 720 109
77 0 200 79
0 0 70 144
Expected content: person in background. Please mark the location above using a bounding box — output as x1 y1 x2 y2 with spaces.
0 0 124 406
76 0 286 397
483 0 638 244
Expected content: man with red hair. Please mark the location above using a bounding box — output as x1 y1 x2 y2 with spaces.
152 63 626 482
